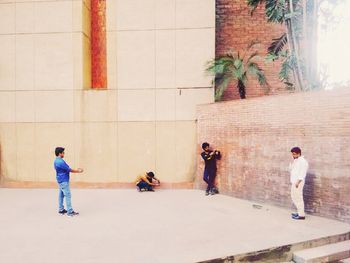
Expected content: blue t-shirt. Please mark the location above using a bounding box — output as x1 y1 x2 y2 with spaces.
54 157 71 183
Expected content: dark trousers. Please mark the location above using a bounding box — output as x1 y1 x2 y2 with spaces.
203 169 216 191
137 181 153 191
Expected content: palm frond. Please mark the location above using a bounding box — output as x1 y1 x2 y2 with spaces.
248 62 268 86
215 77 233 101
279 60 291 81
265 52 279 62
242 41 260 61
268 33 287 55
206 56 234 75
206 45 269 100
265 0 286 23
247 0 264 15
242 72 248 84
233 58 243 70
279 55 295 89
233 62 244 80
246 51 259 64
214 71 231 89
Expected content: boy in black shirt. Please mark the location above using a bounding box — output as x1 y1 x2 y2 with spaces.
201 142 221 195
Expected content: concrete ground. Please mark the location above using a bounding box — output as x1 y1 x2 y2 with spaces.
0 189 349 263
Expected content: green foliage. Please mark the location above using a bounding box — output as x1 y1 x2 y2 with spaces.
268 33 288 55
248 62 268 86
248 0 316 91
265 53 279 62
207 46 268 101
265 50 297 90
249 0 346 91
265 0 287 23
279 53 295 89
247 0 265 13
248 0 289 23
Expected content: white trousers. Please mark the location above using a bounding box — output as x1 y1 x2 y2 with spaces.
291 180 305 217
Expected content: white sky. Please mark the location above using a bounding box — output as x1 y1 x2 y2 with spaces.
318 0 350 87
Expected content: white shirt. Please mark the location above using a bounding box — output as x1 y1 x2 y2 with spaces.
289 156 309 184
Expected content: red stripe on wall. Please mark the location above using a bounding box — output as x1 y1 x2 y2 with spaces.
91 0 107 89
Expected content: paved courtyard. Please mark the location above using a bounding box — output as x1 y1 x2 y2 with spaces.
0 189 349 263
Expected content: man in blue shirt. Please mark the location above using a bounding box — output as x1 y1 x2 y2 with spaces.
54 147 84 216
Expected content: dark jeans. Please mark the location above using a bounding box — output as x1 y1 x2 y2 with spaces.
203 169 216 191
137 181 153 191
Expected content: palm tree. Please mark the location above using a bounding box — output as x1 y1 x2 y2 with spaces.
247 0 321 91
206 47 268 101
248 0 304 91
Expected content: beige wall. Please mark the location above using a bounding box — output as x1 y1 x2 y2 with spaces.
0 0 214 185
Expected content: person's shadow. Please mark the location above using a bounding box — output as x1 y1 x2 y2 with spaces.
303 172 321 214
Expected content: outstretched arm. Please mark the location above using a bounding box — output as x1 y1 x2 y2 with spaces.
153 177 160 185
141 175 158 186
59 159 83 174
71 168 84 173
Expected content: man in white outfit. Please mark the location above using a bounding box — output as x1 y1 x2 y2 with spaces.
289 147 309 220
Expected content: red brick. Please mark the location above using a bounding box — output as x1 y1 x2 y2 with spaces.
216 0 286 100
195 88 350 223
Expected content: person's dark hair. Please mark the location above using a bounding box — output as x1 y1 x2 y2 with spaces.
147 172 155 178
55 147 65 156
291 147 301 154
202 142 210 150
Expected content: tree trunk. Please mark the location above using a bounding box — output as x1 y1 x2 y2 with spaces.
302 0 319 89
309 0 319 87
287 0 304 91
238 80 246 99
285 19 302 91
302 0 309 82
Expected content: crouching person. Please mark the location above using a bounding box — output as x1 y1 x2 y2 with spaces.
135 172 160 192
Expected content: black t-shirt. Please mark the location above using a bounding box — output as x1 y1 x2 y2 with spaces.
201 151 221 171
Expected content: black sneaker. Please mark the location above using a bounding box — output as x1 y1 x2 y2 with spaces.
205 190 210 196
292 215 305 220
58 209 67 215
67 211 79 217
291 213 298 217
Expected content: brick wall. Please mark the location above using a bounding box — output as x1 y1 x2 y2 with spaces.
195 88 350 223
216 0 287 100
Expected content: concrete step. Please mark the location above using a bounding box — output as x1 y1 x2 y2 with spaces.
337 258 350 263
292 240 350 263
